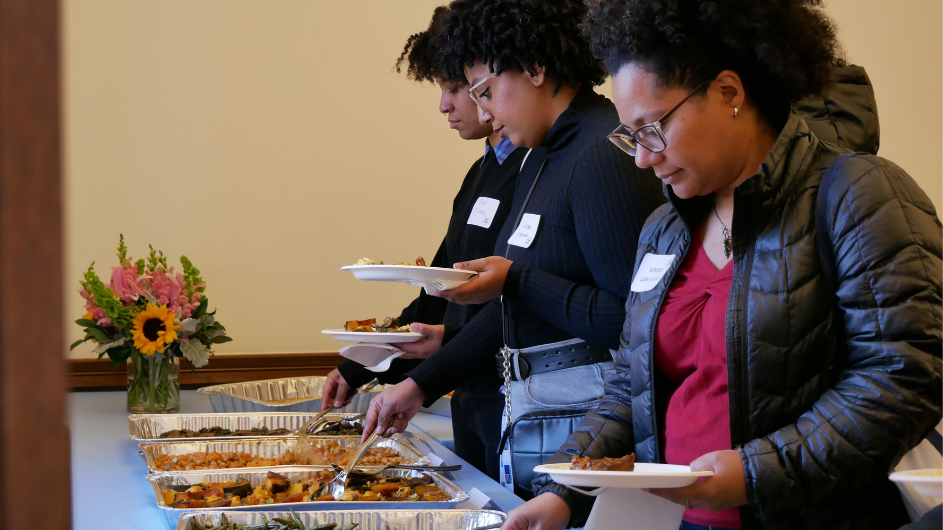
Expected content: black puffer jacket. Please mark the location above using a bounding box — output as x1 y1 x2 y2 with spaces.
533 74 942 528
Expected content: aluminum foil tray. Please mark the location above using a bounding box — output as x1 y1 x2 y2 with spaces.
197 376 388 413
176 509 506 530
140 436 429 473
149 467 470 528
130 412 364 442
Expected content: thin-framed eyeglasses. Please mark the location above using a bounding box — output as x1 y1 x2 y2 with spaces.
608 79 711 157
467 72 496 112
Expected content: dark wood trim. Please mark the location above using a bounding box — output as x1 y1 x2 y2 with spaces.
68 352 346 389
0 0 69 527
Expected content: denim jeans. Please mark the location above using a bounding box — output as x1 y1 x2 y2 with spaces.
506 338 616 422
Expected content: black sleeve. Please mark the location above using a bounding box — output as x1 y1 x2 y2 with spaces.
404 300 503 404
502 141 664 349
396 238 450 326
336 358 425 388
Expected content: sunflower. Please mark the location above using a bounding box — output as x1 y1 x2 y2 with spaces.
131 304 182 356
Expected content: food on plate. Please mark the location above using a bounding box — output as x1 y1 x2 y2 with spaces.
571 453 636 471
153 444 408 471
344 317 411 333
353 257 426 267
159 426 294 439
162 470 451 509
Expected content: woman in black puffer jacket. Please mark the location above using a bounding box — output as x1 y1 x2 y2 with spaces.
506 1 943 529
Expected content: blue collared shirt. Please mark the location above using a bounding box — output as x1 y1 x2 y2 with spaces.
483 137 517 166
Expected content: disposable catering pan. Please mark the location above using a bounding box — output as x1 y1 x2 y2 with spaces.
175 509 506 530
139 436 429 474
129 412 365 442
197 377 387 413
149 466 470 528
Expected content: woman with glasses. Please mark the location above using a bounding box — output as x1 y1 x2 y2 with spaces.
506 0 942 529
319 6 527 481
361 0 665 496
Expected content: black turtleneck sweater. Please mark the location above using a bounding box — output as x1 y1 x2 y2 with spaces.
338 143 527 389
406 88 666 402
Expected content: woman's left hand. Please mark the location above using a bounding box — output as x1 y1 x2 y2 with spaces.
433 256 512 305
646 450 748 511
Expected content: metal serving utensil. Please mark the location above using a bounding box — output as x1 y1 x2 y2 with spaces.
307 411 367 436
299 379 379 435
326 415 396 490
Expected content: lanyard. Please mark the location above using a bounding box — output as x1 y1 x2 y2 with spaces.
500 149 548 430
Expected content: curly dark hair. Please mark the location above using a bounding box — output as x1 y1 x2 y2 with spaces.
395 6 464 84
583 0 843 129
440 0 606 96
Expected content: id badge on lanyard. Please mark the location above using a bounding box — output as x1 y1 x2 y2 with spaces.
497 151 548 492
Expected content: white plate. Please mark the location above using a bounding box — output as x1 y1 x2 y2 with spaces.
534 462 713 489
889 468 943 498
341 265 476 291
321 329 423 343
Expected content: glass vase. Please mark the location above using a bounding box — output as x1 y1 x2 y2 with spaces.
127 352 180 413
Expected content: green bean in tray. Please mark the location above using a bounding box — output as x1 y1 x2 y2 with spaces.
191 510 359 530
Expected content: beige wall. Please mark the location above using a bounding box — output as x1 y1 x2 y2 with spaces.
64 0 942 358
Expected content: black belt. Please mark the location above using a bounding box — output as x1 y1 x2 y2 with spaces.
496 342 613 382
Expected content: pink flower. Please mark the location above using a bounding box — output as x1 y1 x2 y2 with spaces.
110 266 142 304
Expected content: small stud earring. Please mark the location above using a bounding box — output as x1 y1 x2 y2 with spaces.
734 107 739 117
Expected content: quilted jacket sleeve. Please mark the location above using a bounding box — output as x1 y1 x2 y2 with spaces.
740 155 943 521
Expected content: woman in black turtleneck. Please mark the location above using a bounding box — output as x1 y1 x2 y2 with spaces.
362 0 666 496
320 6 525 482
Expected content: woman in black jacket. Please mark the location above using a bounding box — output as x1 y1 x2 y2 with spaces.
510 1 943 529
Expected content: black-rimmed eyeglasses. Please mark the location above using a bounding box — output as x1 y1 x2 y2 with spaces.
608 80 711 157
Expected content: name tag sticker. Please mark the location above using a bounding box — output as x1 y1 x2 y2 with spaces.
467 197 501 228
507 213 541 248
630 253 676 292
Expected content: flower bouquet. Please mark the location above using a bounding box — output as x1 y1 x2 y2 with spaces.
73 235 231 413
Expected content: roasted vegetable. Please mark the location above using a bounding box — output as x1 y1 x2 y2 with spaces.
223 478 251 497
265 471 290 494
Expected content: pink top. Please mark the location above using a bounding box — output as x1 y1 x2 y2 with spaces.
654 239 740 528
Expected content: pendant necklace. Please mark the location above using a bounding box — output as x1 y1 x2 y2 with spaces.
712 201 732 259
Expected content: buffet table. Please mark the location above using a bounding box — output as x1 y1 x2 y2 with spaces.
70 390 523 530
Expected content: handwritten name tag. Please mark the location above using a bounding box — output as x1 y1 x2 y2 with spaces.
467 197 501 228
630 253 676 292
507 213 541 248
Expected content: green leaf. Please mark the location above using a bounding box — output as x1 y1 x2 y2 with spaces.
70 338 88 351
209 335 233 344
106 346 132 366
90 337 126 356
179 339 210 368
75 318 99 328
192 298 208 318
85 327 110 343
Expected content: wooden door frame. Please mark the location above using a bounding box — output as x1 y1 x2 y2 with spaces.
0 0 70 528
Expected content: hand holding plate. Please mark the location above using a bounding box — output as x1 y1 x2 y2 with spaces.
398 323 445 359
433 256 512 304
645 449 747 511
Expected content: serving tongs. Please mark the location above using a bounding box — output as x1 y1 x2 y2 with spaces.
298 379 379 435
324 416 396 491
